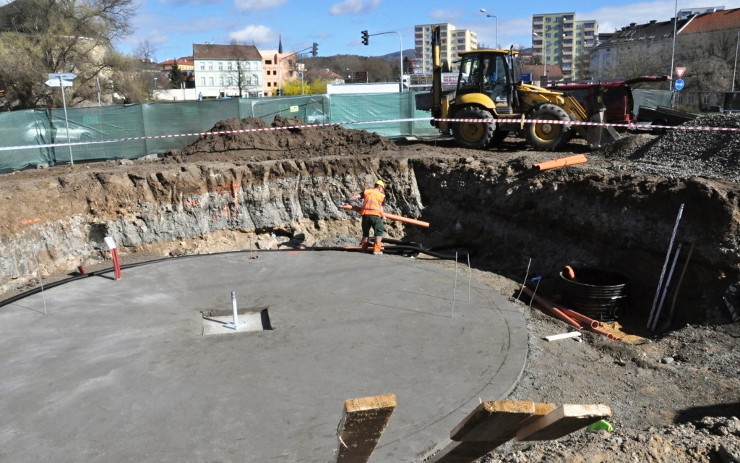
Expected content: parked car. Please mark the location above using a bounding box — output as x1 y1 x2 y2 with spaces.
21 120 97 145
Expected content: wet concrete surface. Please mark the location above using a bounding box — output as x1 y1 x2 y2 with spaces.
0 250 528 462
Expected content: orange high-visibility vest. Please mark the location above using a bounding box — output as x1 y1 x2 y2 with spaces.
361 188 385 216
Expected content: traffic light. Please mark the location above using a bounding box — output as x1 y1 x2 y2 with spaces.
361 30 369 46
311 42 318 57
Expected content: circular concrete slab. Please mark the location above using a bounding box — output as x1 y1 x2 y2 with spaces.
0 251 527 462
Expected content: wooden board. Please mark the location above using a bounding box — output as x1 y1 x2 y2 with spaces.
335 393 397 463
426 401 557 463
515 404 612 442
449 400 536 442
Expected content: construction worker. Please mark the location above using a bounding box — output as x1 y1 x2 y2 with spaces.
347 179 386 255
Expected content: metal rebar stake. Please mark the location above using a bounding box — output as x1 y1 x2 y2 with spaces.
517 258 532 300
528 276 542 309
467 253 472 302
451 252 459 318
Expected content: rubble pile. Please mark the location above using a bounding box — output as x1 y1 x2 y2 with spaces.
628 113 740 182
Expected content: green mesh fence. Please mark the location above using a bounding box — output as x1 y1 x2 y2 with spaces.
0 92 437 172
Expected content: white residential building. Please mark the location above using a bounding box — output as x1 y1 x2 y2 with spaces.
193 43 264 98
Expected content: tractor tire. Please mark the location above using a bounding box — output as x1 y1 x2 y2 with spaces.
526 103 572 151
451 107 496 150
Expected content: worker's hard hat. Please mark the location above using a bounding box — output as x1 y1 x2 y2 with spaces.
375 180 385 187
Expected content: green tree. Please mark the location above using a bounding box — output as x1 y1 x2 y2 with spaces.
168 62 185 88
0 0 134 110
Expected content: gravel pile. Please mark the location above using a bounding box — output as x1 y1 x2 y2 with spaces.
597 114 740 182
622 113 740 182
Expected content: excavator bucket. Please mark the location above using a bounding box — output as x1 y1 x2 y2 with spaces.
584 110 620 149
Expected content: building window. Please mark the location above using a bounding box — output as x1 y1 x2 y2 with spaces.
218 62 223 71
219 77 224 86
200 77 205 85
199 62 205 70
227 62 232 71
208 62 213 70
209 77 214 86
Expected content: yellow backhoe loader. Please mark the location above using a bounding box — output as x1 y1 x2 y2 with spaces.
416 25 619 150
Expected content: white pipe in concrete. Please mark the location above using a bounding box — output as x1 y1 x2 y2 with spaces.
231 290 239 326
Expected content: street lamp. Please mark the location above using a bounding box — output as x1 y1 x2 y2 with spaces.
533 32 546 78
479 8 498 48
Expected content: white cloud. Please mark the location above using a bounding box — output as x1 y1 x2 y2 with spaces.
234 0 287 11
429 9 461 22
228 24 276 46
329 0 381 16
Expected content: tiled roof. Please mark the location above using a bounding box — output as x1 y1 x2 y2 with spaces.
193 43 262 60
159 57 194 67
682 8 740 33
307 69 343 80
604 18 688 44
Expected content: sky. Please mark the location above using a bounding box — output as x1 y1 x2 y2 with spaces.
118 0 740 62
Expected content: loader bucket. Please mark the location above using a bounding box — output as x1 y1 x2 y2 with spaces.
584 111 620 149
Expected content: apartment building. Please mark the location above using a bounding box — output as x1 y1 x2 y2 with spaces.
261 50 300 96
414 23 478 75
532 12 598 81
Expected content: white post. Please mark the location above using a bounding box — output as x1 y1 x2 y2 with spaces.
231 290 239 326
669 0 678 91
398 32 404 93
58 76 73 166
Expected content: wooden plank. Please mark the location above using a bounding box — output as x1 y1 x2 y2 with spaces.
424 440 506 463
450 400 536 442
335 393 396 463
515 404 612 442
427 402 555 463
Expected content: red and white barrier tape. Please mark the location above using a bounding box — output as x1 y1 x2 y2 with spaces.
437 117 740 133
0 115 737 152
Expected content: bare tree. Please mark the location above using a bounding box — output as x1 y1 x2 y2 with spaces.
133 40 157 62
574 49 592 82
0 0 134 110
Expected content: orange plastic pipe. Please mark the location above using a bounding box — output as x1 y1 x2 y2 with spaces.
341 204 430 228
584 325 621 341
533 154 588 171
561 308 599 329
521 286 583 329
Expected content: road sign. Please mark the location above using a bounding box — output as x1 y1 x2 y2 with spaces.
674 78 685 91
45 79 73 87
48 72 77 81
675 67 686 78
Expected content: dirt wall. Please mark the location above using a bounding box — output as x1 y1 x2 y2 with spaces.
1 151 738 326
